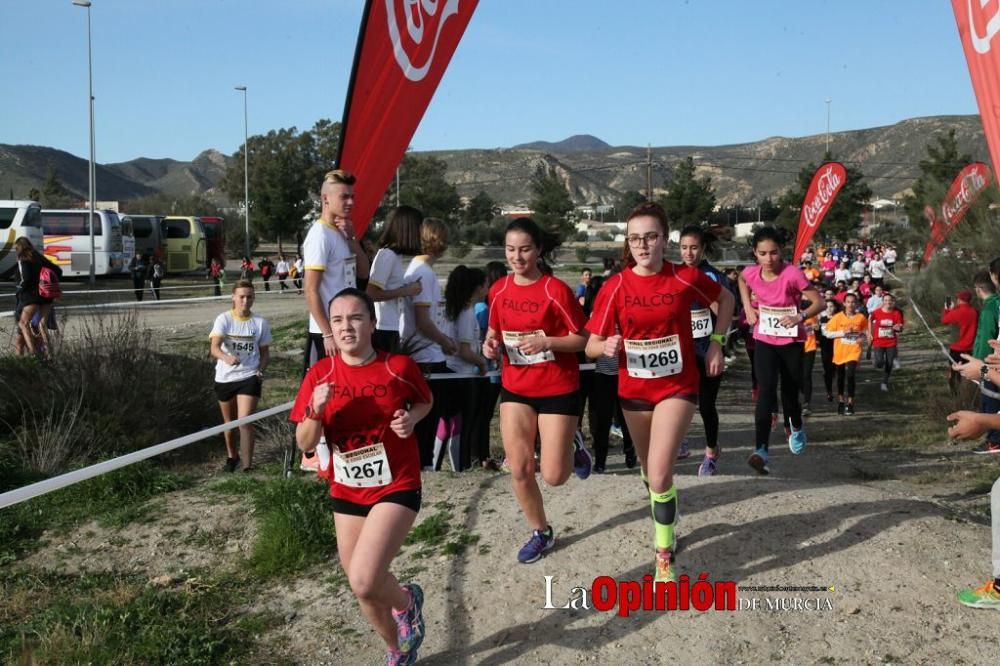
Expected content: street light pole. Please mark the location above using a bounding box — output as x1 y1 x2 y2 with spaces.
235 86 250 259
825 98 832 155
73 0 96 285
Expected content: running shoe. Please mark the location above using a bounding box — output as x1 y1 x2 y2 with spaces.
880 382 889 392
573 430 593 480
788 427 807 455
654 549 677 583
594 464 606 474
801 403 811 417
972 441 1000 455
956 580 1000 609
845 404 855 416
224 456 240 473
517 526 555 564
393 583 425 655
748 448 769 475
609 424 624 440
624 447 638 469
697 455 718 477
500 457 511 473
837 402 845 415
676 439 691 460
893 358 901 370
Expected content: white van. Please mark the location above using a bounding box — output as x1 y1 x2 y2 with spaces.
0 201 44 279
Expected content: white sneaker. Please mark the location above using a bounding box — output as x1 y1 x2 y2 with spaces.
880 382 889 392
893 359 900 370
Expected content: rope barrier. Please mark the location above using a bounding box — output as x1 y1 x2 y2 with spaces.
0 401 293 510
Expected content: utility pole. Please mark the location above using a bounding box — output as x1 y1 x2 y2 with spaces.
646 144 652 201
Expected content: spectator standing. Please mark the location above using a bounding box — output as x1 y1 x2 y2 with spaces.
128 252 148 301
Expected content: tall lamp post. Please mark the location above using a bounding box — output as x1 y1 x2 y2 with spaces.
73 0 96 285
234 86 250 259
825 98 832 155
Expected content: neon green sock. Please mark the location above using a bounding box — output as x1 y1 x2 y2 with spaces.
649 485 678 551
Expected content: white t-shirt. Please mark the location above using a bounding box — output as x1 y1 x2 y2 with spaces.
869 260 886 279
294 257 303 274
399 256 446 364
302 220 356 334
210 310 272 383
883 249 897 264
276 260 290 275
834 268 852 284
444 306 481 374
850 260 866 278
369 247 408 332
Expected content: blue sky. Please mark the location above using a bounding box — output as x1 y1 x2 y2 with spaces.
0 0 979 164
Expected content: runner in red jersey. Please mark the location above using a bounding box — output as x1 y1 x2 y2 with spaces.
291 288 433 665
482 218 590 565
585 203 734 583
867 291 904 391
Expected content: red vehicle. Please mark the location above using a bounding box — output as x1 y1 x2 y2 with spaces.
200 216 226 266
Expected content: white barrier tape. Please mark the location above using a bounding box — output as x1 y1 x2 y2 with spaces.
0 359 608 509
0 401 294 511
0 287 302 318
0 282 226 298
884 270 999 398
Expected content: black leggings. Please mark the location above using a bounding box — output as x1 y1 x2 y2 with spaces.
820 339 835 395
753 341 804 450
696 355 722 449
802 350 816 405
588 372 633 468
836 361 858 399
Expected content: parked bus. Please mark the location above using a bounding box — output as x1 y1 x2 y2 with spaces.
200 216 226 265
121 214 167 262
162 216 207 273
40 209 132 277
0 200 44 279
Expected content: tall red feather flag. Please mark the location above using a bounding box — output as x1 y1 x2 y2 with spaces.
952 1 1000 173
921 162 992 264
793 162 847 263
335 0 479 237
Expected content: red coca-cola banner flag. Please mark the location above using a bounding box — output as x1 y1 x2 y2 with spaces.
793 162 847 263
921 161 992 264
952 1 1000 176
336 0 479 236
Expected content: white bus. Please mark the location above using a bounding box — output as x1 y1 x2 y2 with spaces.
40 209 133 277
0 201 45 279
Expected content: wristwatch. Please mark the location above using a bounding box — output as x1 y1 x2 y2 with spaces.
710 333 728 345
304 405 323 421
981 364 990 381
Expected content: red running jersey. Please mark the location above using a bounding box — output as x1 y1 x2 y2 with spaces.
587 263 722 403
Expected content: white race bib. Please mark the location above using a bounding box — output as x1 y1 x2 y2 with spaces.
878 326 894 339
345 256 357 288
842 332 862 345
333 442 392 488
502 330 555 366
624 335 682 379
690 308 712 339
758 305 799 338
225 336 256 361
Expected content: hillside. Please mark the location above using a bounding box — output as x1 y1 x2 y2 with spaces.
0 115 990 208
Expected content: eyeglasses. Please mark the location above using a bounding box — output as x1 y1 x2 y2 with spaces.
627 232 661 247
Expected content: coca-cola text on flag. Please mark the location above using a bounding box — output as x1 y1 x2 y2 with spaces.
336 0 479 237
793 162 847 263
952 0 1000 174
921 161 992 265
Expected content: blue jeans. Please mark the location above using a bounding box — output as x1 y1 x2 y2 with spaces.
980 380 1000 444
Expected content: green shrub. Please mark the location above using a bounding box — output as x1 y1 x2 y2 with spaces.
246 478 336 578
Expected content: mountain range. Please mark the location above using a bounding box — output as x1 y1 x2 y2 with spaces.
0 115 990 209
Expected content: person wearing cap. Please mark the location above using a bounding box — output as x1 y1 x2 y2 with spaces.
943 289 980 396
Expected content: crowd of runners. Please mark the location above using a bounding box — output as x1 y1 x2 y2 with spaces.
197 168 999 663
